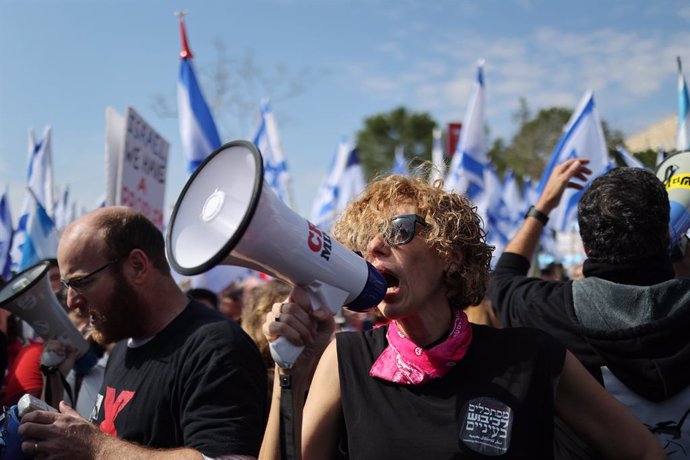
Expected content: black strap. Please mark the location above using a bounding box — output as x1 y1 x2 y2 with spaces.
524 205 549 226
279 374 295 460
72 373 84 407
40 365 73 407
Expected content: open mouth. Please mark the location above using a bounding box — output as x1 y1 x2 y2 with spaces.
381 271 399 288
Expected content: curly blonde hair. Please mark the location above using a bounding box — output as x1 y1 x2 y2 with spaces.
332 173 493 309
241 279 292 370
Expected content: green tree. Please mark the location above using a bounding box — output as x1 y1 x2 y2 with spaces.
627 149 658 169
489 101 629 183
356 107 437 180
489 107 572 181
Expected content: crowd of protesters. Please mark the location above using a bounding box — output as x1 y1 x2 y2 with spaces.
0 158 686 459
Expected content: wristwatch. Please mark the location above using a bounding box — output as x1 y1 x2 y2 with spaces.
524 206 549 226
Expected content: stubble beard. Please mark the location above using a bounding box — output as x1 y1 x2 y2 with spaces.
90 269 146 345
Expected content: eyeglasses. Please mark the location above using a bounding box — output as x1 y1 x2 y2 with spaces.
383 214 428 246
60 260 117 293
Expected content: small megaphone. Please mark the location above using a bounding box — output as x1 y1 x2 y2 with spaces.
166 140 386 368
0 261 89 358
656 150 690 250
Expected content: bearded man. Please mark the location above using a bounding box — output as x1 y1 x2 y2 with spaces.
19 206 267 460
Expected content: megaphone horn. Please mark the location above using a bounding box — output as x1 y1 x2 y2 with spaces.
166 140 386 368
0 261 89 358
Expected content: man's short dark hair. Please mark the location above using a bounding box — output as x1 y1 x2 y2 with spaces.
98 209 171 275
578 167 670 264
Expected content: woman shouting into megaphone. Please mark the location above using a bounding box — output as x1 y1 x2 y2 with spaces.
260 168 664 460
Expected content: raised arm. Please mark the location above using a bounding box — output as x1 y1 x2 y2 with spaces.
505 159 591 260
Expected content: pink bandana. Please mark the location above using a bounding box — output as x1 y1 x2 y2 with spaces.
369 309 473 385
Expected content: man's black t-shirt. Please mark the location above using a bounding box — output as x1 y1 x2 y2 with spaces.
92 301 267 457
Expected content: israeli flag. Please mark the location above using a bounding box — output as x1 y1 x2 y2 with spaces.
502 169 525 227
27 127 54 216
10 127 54 272
339 148 366 211
445 60 487 201
252 99 292 206
392 145 409 176
616 145 649 169
537 91 610 232
310 138 351 231
0 190 13 280
53 185 71 231
310 139 365 231
677 57 690 151
19 197 59 271
484 167 512 263
522 176 539 209
177 16 221 176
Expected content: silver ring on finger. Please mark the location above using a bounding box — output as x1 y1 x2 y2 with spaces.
34 442 39 454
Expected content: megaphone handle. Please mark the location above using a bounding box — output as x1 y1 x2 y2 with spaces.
269 283 348 368
269 336 305 369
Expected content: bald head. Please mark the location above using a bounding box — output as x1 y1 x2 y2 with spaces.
60 206 170 276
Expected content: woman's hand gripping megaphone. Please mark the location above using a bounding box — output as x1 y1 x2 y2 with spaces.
263 286 335 369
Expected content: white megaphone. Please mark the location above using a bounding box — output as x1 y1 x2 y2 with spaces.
656 150 690 250
0 261 89 358
166 140 387 368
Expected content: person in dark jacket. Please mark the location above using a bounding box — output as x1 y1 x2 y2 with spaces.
489 158 690 458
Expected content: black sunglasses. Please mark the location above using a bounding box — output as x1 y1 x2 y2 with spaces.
383 214 428 246
60 260 117 293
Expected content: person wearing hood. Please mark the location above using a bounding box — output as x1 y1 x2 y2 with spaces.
489 158 690 458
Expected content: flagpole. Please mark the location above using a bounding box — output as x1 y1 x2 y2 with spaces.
175 11 193 59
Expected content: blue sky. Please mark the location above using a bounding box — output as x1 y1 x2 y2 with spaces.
1 0 689 222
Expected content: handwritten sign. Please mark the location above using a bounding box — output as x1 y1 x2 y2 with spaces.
106 107 169 229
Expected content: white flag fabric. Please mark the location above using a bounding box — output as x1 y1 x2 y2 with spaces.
0 190 13 280
429 128 445 184
311 139 350 230
339 148 366 211
537 91 610 232
445 60 487 201
310 139 365 231
10 127 54 272
616 146 649 169
392 145 409 176
501 170 526 228
19 198 59 271
53 185 72 231
677 57 690 151
252 99 293 207
484 167 512 263
177 16 221 176
27 126 55 216
522 176 539 209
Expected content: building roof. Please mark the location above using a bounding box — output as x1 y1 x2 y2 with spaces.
625 114 676 152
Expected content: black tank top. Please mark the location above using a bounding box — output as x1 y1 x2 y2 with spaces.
335 324 565 459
